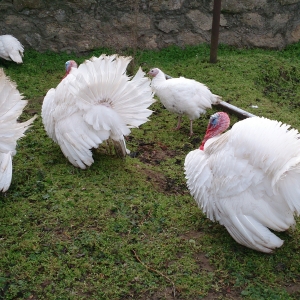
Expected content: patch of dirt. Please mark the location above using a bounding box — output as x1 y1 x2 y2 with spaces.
23 96 44 116
179 230 215 273
286 282 300 296
201 289 242 300
138 287 175 300
133 141 178 165
128 287 242 300
135 164 187 195
179 230 204 240
131 141 188 194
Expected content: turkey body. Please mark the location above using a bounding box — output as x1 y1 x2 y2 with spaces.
184 112 300 253
148 68 221 135
0 68 36 192
0 35 24 64
42 54 155 169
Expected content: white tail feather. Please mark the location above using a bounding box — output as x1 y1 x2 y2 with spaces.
42 54 155 168
0 68 35 191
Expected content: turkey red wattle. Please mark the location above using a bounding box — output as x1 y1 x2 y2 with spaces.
185 113 300 253
200 112 230 150
62 60 78 79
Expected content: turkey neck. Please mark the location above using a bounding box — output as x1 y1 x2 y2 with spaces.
151 71 167 90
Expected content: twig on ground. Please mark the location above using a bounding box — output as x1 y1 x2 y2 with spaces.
132 249 177 298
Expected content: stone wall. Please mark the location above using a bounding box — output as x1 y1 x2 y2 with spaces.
1 0 300 53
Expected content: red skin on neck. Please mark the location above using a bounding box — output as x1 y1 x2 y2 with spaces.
62 60 78 80
199 112 230 150
62 70 70 80
200 125 215 150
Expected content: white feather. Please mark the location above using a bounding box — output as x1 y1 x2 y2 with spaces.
0 35 24 64
185 116 300 253
42 54 155 168
149 68 221 135
0 68 36 192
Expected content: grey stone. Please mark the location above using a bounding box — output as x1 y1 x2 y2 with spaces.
0 0 300 53
187 10 212 32
157 19 179 33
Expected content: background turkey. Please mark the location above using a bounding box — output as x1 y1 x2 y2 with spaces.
185 112 300 253
148 67 221 136
42 54 155 169
0 35 24 64
0 68 36 192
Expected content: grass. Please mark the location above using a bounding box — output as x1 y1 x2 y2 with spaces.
1 43 300 299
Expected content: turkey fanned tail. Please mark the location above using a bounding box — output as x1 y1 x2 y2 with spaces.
0 68 36 192
42 54 154 168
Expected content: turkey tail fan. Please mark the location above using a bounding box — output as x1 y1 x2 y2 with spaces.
42 54 155 168
67 54 155 129
0 68 37 150
0 68 36 192
0 69 28 121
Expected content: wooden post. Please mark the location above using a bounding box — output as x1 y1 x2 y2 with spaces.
210 0 222 63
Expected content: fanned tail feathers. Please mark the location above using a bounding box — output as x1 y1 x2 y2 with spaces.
67 54 155 128
43 54 154 168
0 68 35 191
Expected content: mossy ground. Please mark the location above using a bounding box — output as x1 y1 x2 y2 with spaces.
1 43 300 299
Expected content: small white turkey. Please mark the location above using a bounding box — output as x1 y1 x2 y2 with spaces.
148 68 221 136
184 112 300 253
42 54 155 169
0 35 24 64
0 68 36 192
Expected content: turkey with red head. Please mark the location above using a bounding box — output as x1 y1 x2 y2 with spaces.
185 112 300 253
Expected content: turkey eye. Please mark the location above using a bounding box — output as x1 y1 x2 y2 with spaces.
210 116 218 126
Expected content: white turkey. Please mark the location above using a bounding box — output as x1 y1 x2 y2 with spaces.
148 68 221 136
0 68 36 192
0 35 24 64
184 112 300 253
42 54 155 169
